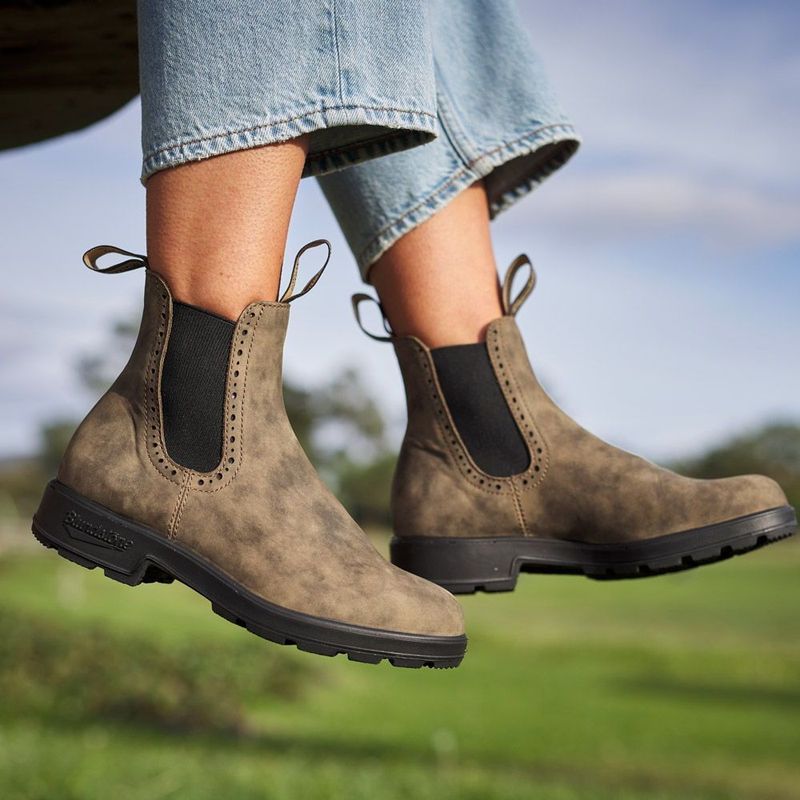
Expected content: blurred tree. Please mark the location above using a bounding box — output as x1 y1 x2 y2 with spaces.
336 451 397 529
38 420 78 478
1 313 397 526
281 368 394 527
673 423 800 510
283 367 387 472
77 318 139 394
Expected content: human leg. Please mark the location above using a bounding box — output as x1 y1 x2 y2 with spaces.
325 0 795 589
31 0 467 666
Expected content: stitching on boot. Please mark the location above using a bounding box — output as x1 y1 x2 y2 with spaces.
143 275 184 487
511 481 529 536
486 322 550 493
190 304 269 494
168 473 192 540
410 341 514 496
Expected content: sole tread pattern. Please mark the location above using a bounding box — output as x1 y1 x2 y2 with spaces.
391 508 797 596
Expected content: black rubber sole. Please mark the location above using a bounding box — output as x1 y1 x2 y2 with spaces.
32 481 466 668
391 506 797 594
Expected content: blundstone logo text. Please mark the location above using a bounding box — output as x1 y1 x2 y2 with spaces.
63 510 133 551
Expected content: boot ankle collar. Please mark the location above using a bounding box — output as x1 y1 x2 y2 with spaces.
350 253 539 344
81 239 331 306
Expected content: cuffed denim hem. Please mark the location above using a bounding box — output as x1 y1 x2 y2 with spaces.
357 122 580 279
140 104 438 184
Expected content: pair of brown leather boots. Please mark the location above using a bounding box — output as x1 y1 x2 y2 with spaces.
33 243 796 669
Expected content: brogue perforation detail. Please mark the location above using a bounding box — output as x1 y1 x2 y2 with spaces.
411 341 515 496
144 275 182 487
142 272 264 493
487 322 549 492
189 305 265 492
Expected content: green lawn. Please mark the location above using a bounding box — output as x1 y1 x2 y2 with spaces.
0 531 798 800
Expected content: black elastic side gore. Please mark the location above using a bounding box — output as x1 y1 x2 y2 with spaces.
431 342 530 477
161 301 236 472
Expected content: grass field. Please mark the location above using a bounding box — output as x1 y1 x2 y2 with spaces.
0 530 798 800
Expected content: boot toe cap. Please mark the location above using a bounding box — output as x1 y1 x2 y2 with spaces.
719 474 789 518
426 582 466 638
383 567 465 637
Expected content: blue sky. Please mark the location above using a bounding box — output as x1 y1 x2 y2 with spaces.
1 0 798 460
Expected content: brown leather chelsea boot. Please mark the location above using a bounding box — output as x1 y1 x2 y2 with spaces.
32 242 466 667
354 255 796 593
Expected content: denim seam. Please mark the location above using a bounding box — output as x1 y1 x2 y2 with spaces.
359 122 579 276
431 59 475 166
143 104 437 163
488 134 579 218
331 0 344 104
360 162 472 274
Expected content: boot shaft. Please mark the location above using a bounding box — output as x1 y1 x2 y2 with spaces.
57 246 313 532
378 255 789 548
37 242 467 654
391 316 548 538
377 255 546 539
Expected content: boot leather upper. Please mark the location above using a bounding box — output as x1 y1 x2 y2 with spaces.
59 270 464 637
390 262 788 545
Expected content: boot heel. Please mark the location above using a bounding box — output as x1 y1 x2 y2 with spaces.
31 480 174 586
390 536 520 594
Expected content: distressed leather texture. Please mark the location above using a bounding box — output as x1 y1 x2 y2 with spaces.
391 267 788 544
59 270 463 637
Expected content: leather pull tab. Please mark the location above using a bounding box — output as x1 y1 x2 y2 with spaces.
351 293 394 342
501 254 537 316
279 239 331 303
83 245 148 274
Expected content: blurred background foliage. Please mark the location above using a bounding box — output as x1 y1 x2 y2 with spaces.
674 425 800 511
0 315 399 525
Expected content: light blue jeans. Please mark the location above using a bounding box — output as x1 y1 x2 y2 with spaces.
138 0 579 278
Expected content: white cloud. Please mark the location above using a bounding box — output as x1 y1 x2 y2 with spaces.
522 1 799 182
521 169 800 247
